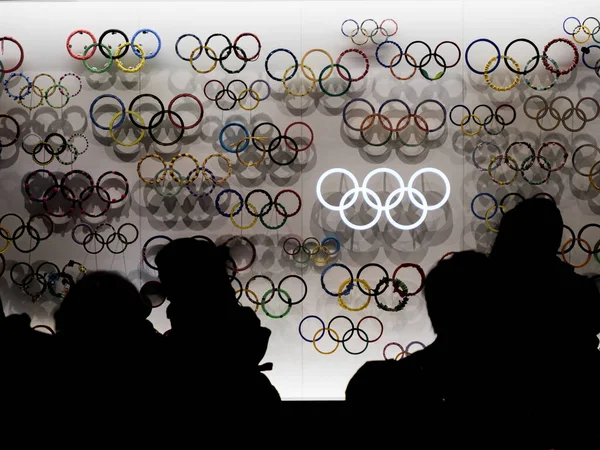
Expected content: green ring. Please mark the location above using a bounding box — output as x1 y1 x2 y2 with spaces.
483 113 505 136
524 55 559 91
419 68 446 81
521 155 551 186
318 63 352 97
83 43 113 74
0 59 4 84
593 239 600 264
261 288 292 319
56 144 79 165
396 118 429 147
260 202 287 230
342 328 370 355
44 83 70 109
153 168 183 198
360 118 393 147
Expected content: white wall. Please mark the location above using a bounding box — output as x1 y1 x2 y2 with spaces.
1 1 599 400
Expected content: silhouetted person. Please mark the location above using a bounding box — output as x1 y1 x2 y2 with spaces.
345 251 491 447
155 238 281 406
488 197 600 448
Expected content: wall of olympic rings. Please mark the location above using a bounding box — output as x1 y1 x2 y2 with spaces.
1 1 600 400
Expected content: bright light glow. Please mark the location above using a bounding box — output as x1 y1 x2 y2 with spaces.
316 167 451 231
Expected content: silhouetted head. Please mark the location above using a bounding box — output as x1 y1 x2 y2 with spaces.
54 271 150 338
155 238 238 326
490 197 563 263
424 251 489 338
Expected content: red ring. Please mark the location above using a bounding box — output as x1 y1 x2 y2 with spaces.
336 49 370 82
274 189 302 218
233 32 261 62
356 315 384 343
284 121 314 152
396 113 430 133
379 19 399 37
65 30 97 61
391 263 425 297
167 93 204 129
224 235 256 272
0 36 25 73
383 342 404 360
203 79 225 102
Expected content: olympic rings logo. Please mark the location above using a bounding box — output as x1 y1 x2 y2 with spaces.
572 144 600 191
71 222 139 255
282 236 341 265
234 273 308 319
320 262 425 313
9 260 85 302
204 79 270 111
0 212 54 255
340 19 398 45
342 98 447 148
523 95 600 132
563 16 600 44
24 169 129 219
449 104 516 136
175 32 261 75
474 140 568 187
90 93 204 147
20 131 87 166
375 40 461 81
383 341 426 360
300 314 385 356
316 167 451 231
4 72 82 110
67 28 161 73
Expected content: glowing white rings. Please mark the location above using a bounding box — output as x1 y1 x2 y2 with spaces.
316 167 451 231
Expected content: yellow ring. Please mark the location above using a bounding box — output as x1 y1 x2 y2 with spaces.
32 141 55 166
561 238 592 268
483 55 520 92
235 288 259 313
137 154 167 185
31 73 57 97
0 226 11 254
485 205 507 233
167 153 200 185
573 25 592 44
460 114 482 136
300 48 334 81
394 350 412 360
488 155 519 186
589 160 600 190
337 278 371 312
235 136 267 168
313 327 340 355
238 88 260 111
311 245 331 264
202 153 232 185
230 202 259 230
114 42 146 73
282 63 316 97
189 46 217 74
109 110 145 146
18 84 44 111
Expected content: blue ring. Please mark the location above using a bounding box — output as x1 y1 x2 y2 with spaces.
3 72 31 100
265 48 298 82
131 28 162 59
375 40 402 68
89 94 126 131
249 79 271 101
321 236 341 255
186 167 216 198
219 122 250 153
563 16 581 35
215 189 243 217
299 315 326 343
582 45 600 69
465 38 501 75
341 19 360 38
321 263 353 297
175 33 202 61
471 193 498 220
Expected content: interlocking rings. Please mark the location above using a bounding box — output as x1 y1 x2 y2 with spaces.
72 222 139 255
383 341 426 360
523 95 600 132
450 104 516 136
282 235 341 265
563 16 600 44
340 19 397 45
316 167 450 231
0 212 53 254
9 260 82 302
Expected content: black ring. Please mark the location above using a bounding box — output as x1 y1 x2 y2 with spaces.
0 213 26 241
105 232 128 254
98 29 130 59
204 33 233 61
129 94 166 130
577 223 600 254
267 135 298 166
24 169 59 203
499 192 526 214
277 274 307 306
494 104 517 126
10 262 34 286
503 39 540 75
148 109 185 146
12 225 40 253
220 45 247 74
245 274 275 305
0 114 20 148
35 261 60 282
27 214 54 241
244 189 273 217
404 41 433 68
215 89 237 111
21 273 47 299
226 79 248 100
356 263 390 296
231 276 243 302
0 254 5 278
61 169 95 202
78 184 111 218
449 105 471 127
342 327 369 355
251 122 282 151
327 315 355 343
472 104 495 126
42 185 76 218
83 232 106 255
117 223 139 245
558 224 576 255
44 133 68 156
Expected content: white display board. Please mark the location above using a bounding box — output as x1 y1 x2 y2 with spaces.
1 1 599 400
